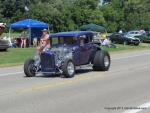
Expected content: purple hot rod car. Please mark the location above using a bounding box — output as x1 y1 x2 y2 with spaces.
24 31 111 78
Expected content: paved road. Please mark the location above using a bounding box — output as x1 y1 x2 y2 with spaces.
0 50 150 113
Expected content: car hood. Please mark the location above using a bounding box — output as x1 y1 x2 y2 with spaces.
125 35 140 40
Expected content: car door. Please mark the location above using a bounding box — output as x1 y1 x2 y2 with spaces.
79 35 93 65
73 36 93 66
72 45 81 66
114 34 121 43
118 34 125 43
80 43 92 65
111 34 119 43
73 45 90 66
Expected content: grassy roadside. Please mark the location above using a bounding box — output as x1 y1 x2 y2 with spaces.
0 48 35 67
102 43 150 53
2 32 20 38
0 43 150 67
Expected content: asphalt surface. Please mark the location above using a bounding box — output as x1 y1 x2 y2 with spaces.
0 50 150 113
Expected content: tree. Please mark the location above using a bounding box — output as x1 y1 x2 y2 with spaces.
100 0 124 32
100 0 150 31
70 0 105 29
0 0 149 32
124 0 150 30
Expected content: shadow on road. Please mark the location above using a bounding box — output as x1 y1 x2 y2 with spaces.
26 69 93 78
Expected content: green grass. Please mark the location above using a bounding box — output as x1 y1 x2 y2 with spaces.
102 43 150 53
0 48 35 67
0 43 150 67
2 32 20 38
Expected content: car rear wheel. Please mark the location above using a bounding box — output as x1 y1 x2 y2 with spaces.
93 50 111 71
62 59 75 78
24 59 36 77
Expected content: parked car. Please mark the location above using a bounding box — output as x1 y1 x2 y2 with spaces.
24 31 111 78
135 33 150 43
125 30 143 38
0 38 9 51
145 30 150 35
0 23 9 51
109 33 140 46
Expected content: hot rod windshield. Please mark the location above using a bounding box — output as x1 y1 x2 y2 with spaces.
50 36 78 46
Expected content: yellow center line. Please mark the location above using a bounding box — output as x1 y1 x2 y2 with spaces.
20 73 103 93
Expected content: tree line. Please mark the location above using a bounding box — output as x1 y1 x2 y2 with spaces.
0 0 150 32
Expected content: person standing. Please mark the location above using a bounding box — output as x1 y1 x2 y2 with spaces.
38 29 51 53
140 28 146 34
20 30 27 48
34 29 50 67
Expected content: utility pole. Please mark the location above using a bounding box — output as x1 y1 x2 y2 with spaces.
24 0 29 19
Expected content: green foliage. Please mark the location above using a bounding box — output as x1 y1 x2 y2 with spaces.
0 48 35 67
1 0 25 22
0 0 149 32
123 0 150 30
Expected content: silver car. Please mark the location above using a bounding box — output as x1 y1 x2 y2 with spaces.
0 23 9 51
126 30 143 38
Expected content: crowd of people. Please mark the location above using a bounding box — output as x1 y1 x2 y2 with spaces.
1 25 119 50
10 28 50 49
11 29 117 50
11 29 115 49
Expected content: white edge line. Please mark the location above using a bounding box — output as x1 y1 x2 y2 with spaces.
123 102 150 113
113 52 150 60
0 72 23 77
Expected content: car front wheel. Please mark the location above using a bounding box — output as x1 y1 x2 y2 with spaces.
62 59 75 78
93 50 111 71
134 42 140 46
24 59 36 77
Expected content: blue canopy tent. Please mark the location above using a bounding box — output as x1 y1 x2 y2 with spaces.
9 19 49 46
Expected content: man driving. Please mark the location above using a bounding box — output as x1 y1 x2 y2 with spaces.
80 35 86 46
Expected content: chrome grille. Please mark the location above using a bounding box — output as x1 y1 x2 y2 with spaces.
40 52 55 72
